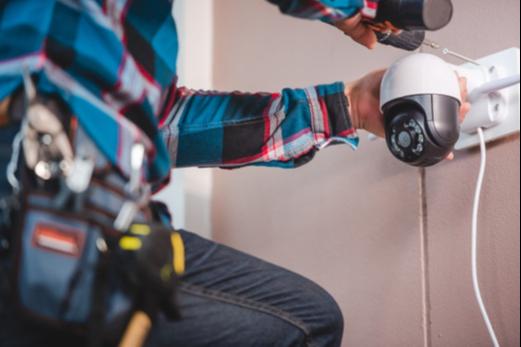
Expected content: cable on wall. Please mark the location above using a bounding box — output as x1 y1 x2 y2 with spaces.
471 127 500 347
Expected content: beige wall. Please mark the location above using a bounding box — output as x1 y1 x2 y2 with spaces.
210 1 520 346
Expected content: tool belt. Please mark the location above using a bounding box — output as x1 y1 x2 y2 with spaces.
2 88 184 345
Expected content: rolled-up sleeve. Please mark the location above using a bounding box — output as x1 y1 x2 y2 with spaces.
159 82 359 169
265 0 364 23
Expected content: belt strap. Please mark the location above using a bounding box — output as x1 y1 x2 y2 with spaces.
0 195 17 257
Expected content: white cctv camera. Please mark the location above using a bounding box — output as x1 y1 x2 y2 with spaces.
380 53 462 166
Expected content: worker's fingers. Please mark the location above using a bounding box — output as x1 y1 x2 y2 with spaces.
456 75 471 123
459 76 469 101
446 152 455 161
334 13 363 32
460 102 471 123
335 13 378 49
350 25 378 49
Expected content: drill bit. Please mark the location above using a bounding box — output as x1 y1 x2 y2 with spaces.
422 38 441 49
421 38 481 66
442 48 481 66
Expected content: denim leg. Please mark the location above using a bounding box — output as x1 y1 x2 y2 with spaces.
146 230 344 347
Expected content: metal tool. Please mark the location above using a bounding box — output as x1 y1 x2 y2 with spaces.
114 143 150 231
21 70 75 181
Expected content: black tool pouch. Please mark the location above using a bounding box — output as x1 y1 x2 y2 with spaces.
8 94 183 345
15 192 112 326
12 161 142 343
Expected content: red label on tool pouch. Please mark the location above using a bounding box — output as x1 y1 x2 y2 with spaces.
32 224 85 258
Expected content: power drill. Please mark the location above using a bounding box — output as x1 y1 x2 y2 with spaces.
321 0 454 51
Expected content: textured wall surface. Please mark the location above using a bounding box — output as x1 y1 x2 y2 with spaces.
422 3 521 344
210 1 520 346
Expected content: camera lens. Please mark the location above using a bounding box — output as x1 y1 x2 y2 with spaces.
397 131 412 148
386 111 426 163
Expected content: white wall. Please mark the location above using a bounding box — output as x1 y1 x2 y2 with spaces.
154 0 215 238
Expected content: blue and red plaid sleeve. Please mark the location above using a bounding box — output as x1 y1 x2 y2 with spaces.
159 83 359 169
266 0 364 23
155 0 372 169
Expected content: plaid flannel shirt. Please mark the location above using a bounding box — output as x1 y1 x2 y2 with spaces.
0 0 363 186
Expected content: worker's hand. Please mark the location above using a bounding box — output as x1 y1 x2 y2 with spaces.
334 13 401 49
345 70 471 160
334 13 378 49
345 69 386 137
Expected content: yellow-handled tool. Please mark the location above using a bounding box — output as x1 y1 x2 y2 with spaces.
119 311 152 347
118 226 185 347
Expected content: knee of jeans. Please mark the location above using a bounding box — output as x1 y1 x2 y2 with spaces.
256 317 308 346
308 288 345 346
324 295 344 337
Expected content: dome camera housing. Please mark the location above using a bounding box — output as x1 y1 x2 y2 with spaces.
380 53 462 166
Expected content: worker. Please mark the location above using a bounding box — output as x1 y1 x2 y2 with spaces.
0 1 470 346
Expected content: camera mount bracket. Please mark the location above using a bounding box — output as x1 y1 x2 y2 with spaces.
455 48 520 150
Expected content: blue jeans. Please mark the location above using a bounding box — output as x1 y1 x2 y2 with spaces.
1 230 344 347
0 125 344 347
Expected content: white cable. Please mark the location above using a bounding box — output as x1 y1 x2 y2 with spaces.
472 127 500 347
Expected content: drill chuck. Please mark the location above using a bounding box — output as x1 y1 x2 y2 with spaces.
376 30 426 51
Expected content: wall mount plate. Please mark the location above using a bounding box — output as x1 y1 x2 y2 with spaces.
455 48 520 150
